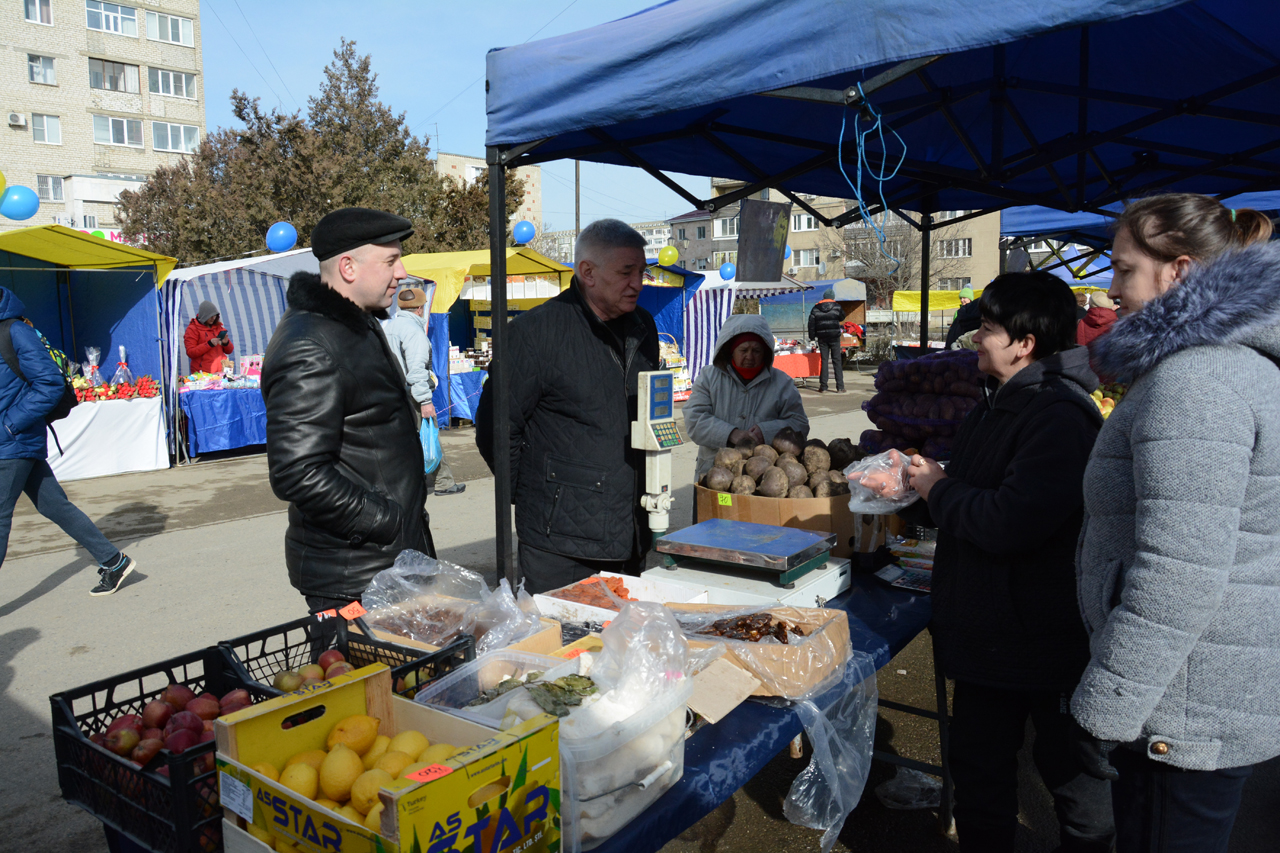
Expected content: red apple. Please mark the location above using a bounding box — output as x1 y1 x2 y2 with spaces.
186 697 220 721
194 751 215 775
298 664 326 683
164 729 199 755
202 720 215 733
105 727 140 757
218 701 249 716
164 711 203 738
142 727 164 742
131 738 164 766
325 661 354 679
160 684 196 711
219 688 250 709
317 649 345 672
88 732 107 747
106 715 144 737
199 730 216 744
141 700 173 730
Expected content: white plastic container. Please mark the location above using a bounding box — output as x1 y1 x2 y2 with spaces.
413 650 563 726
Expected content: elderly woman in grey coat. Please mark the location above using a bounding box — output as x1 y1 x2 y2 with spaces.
1072 193 1277 853
684 315 808 489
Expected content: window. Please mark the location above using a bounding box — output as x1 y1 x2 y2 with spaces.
791 213 817 232
938 277 971 290
28 54 55 85
696 259 707 270
86 1 137 36
465 164 486 185
147 67 196 99
1026 240 1051 252
83 215 98 228
714 216 738 238
32 114 60 144
713 251 737 267
25 0 52 24
93 114 142 147
677 228 686 240
37 175 63 201
936 238 972 259
152 121 198 153
146 11 194 46
90 58 139 93
797 248 821 267
696 225 706 240
934 210 973 222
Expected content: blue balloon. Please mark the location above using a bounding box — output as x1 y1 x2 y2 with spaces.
784 245 792 260
720 262 736 280
265 221 298 253
0 185 39 221
512 220 536 245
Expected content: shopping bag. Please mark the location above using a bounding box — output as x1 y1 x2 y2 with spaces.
420 417 442 475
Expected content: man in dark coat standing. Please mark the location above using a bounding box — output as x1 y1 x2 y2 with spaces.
905 272 1113 853
806 288 845 392
475 219 659 593
262 208 433 614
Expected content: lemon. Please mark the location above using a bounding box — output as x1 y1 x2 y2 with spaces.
374 750 415 779
361 734 392 770
350 768 394 815
278 763 318 801
364 802 384 832
319 743 365 801
284 749 327 772
314 797 341 811
326 714 381 755
246 823 274 847
387 730 428 760
337 803 365 824
251 762 280 782
418 742 457 764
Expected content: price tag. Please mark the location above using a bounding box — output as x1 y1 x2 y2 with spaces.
562 649 585 660
717 493 732 506
339 601 368 620
405 763 453 784
316 609 338 620
219 771 254 822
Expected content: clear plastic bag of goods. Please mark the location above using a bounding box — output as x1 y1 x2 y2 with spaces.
413 650 566 726
874 767 943 810
845 448 921 514
83 346 105 386
362 550 542 653
110 345 134 385
671 605 851 700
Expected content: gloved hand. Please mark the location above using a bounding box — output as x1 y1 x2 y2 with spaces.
1068 718 1119 781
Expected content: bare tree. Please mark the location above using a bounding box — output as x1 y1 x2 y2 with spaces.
817 213 967 309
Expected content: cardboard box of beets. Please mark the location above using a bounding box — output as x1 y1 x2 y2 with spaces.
694 484 897 558
215 663 559 853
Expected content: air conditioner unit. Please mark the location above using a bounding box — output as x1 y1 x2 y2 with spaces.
8 113 26 127
787 267 799 275
52 214 73 227
829 250 842 259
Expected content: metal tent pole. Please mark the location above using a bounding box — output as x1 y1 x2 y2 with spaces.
919 213 932 350
487 148 515 588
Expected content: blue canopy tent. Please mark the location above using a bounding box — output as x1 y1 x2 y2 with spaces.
481 0 1280 587
636 262 704 353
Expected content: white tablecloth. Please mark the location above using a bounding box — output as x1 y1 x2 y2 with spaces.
47 397 168 481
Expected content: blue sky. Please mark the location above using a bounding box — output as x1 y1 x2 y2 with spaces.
197 0 709 231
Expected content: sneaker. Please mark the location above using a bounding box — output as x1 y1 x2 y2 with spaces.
434 484 466 496
90 555 135 596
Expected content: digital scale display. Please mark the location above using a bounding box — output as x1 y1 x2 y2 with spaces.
649 374 672 420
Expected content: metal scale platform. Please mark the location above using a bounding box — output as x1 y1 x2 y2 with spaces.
648 519 852 607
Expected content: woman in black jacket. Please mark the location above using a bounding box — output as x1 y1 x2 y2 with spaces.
905 271 1113 853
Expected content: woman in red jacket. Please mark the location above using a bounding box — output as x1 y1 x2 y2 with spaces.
1076 291 1117 346
184 301 233 373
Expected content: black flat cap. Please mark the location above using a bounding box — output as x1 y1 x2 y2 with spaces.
311 207 414 261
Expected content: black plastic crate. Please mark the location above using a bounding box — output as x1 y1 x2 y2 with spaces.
218 615 475 700
50 646 274 853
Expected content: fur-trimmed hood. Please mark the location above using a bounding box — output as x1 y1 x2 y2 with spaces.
1091 242 1280 382
286 272 388 333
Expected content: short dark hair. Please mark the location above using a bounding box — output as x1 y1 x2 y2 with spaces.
978 271 1078 359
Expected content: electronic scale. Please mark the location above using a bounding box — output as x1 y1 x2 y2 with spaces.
630 370 684 536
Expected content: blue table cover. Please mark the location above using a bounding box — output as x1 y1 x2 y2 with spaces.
595 575 932 853
178 388 267 456
447 370 487 422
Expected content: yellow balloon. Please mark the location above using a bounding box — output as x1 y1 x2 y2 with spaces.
0 171 7 196
657 245 678 266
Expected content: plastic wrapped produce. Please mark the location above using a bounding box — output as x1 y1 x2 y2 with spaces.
845 449 921 514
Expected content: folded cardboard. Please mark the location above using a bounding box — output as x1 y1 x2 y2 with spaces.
694 484 898 557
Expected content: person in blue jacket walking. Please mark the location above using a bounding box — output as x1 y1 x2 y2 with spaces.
0 287 136 594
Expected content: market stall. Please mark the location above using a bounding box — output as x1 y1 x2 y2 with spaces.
760 279 866 383
0 225 175 480
637 263 706 398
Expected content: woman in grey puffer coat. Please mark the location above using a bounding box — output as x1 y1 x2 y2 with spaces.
1072 194 1277 853
684 314 808 484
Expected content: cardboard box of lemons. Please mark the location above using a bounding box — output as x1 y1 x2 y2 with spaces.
361 734 392 770
387 730 429 760
251 762 280 782
246 823 275 848
374 750 416 779
467 775 511 809
365 802 384 832
273 835 301 853
320 743 365 801
278 763 318 801
418 742 457 764
350 768 394 815
336 803 365 824
326 714 381 755
284 749 327 772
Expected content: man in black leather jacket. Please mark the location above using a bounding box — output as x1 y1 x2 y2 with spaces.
475 219 659 593
262 208 433 613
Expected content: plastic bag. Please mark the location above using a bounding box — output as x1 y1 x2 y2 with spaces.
845 448 921 514
874 767 942 810
783 650 879 853
420 417 442 475
362 550 541 653
110 345 134 385
83 347 105 387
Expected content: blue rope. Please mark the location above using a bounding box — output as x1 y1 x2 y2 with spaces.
837 82 908 270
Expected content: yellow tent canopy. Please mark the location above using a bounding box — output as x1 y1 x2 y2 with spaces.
401 247 573 314
0 224 177 284
891 284 1107 313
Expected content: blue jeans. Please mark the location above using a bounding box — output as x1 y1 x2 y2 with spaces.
0 458 120 567
1112 746 1253 853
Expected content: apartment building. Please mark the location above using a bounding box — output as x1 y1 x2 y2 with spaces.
436 151 542 232
2 0 205 235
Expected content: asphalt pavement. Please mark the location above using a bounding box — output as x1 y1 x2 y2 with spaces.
4 373 1275 852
